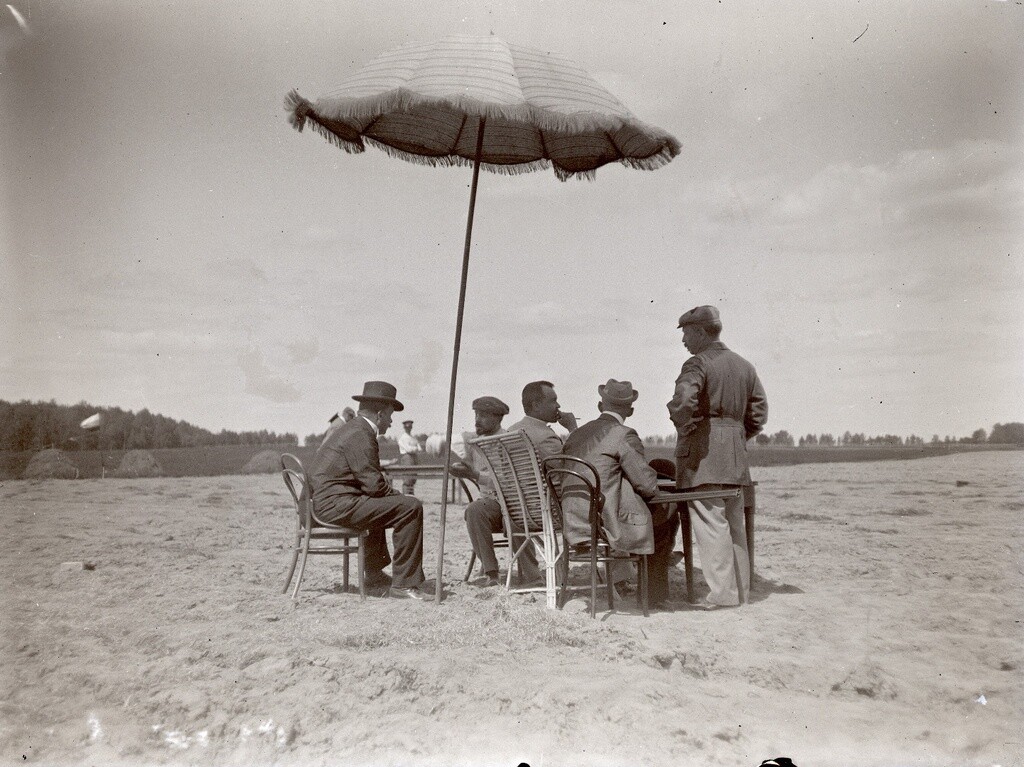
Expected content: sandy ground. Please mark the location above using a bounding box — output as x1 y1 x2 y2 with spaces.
1 451 1021 767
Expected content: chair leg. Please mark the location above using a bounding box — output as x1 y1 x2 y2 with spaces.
292 528 312 599
281 534 301 594
343 547 350 593
681 503 695 603
463 551 477 582
589 549 597 619
558 548 569 610
357 536 366 601
605 560 614 612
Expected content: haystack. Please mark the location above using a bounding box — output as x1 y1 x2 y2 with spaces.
241 449 282 474
112 450 163 478
22 449 80 479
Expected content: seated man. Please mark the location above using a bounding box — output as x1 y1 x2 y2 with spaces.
310 381 432 601
561 379 676 605
450 396 512 587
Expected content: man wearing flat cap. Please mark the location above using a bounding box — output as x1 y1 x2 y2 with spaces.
668 306 768 609
310 381 432 600
562 380 675 599
449 396 529 587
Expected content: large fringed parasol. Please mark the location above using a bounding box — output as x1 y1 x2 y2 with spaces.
286 34 680 603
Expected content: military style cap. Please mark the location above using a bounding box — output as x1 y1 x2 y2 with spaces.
677 305 721 328
402 419 414 425
598 379 639 405
472 396 510 416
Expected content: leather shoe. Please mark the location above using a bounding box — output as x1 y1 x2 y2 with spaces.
364 570 392 589
689 598 737 611
475 573 500 587
388 586 434 601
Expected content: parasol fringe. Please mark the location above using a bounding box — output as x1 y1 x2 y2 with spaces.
363 136 554 177
311 88 680 154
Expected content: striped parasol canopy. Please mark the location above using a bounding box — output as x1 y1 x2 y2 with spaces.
286 34 679 604
286 34 680 180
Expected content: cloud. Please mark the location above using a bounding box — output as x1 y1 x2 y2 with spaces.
237 347 300 403
285 338 319 364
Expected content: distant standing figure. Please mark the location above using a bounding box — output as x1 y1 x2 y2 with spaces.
397 419 421 495
320 406 358 447
667 306 767 609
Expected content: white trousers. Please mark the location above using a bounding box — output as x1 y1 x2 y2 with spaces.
689 489 749 606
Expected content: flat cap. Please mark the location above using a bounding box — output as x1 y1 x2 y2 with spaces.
472 396 510 416
677 305 721 328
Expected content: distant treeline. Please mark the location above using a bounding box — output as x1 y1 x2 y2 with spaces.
0 400 298 452
643 423 1024 447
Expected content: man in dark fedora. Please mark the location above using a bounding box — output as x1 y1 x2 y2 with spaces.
561 380 676 601
667 306 767 609
310 381 432 600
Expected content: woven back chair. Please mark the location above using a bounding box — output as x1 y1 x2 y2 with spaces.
280 453 367 600
543 455 649 617
469 431 563 608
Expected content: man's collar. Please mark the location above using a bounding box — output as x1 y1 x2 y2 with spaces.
601 411 625 425
360 415 378 436
522 415 553 427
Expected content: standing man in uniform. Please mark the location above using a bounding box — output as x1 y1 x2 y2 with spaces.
310 381 432 601
667 306 767 609
397 418 422 496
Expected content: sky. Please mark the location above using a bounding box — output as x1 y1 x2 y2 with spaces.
2 0 1022 443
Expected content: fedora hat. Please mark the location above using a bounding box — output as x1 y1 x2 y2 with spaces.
598 379 639 406
352 380 405 411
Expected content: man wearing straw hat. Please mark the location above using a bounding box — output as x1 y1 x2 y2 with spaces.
310 381 432 601
668 306 768 609
561 380 676 601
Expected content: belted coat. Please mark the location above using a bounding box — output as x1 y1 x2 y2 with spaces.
668 341 768 489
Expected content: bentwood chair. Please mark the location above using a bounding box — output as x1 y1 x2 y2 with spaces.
543 456 649 618
280 453 367 600
469 432 562 609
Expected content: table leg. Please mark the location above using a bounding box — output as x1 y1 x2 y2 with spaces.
745 505 755 578
680 503 694 603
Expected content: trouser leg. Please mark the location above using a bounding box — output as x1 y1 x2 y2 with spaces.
465 498 503 574
333 494 425 588
689 485 746 606
648 504 679 604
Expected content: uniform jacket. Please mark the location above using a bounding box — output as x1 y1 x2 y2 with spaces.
561 413 660 555
310 416 392 516
667 341 768 488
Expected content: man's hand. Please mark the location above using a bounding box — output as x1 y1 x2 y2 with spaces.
449 461 476 481
557 411 578 432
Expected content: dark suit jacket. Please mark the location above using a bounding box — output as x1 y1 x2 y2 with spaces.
667 341 768 488
310 416 392 518
561 413 660 555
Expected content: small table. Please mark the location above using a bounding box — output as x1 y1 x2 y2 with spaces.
651 483 755 603
383 464 467 502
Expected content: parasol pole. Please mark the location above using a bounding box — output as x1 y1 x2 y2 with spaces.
435 116 486 604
